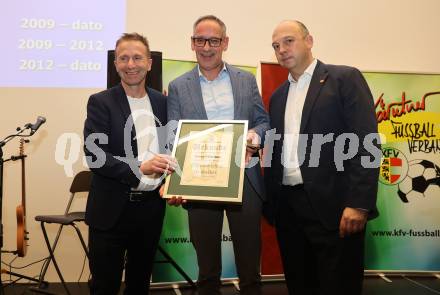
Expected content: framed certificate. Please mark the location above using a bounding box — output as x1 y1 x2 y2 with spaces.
163 120 248 203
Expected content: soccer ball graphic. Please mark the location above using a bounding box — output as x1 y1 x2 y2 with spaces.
397 159 440 203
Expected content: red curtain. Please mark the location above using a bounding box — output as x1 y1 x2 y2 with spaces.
260 62 288 275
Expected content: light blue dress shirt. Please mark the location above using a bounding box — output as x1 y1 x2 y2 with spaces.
198 65 234 120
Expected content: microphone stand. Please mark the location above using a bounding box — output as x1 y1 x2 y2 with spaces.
0 126 49 293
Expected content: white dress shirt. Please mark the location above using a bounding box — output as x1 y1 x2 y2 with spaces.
282 59 317 186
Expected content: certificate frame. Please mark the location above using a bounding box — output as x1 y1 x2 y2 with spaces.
163 120 248 203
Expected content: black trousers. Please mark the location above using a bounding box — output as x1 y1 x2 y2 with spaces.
275 185 365 295
88 193 165 295
187 176 262 295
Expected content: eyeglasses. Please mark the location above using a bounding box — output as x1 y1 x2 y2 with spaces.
191 37 223 47
116 55 147 64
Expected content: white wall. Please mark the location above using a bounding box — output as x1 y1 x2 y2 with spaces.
1 0 439 283
131 0 440 73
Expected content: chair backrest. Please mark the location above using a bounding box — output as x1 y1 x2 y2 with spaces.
69 170 92 194
64 170 92 215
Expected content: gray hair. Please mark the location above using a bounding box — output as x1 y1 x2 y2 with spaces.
193 15 227 37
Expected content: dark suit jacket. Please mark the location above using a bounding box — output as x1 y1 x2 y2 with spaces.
83 84 167 230
264 60 379 230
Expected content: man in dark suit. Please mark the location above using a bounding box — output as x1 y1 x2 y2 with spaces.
167 15 269 295
84 33 175 295
264 20 380 295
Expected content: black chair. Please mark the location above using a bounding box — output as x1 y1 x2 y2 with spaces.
33 170 92 295
32 170 195 294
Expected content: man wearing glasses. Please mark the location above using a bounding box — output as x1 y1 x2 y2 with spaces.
168 15 269 295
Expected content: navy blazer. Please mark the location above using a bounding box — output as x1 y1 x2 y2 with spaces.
83 84 167 230
264 60 379 229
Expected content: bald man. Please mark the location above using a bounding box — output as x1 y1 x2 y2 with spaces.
264 20 380 295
